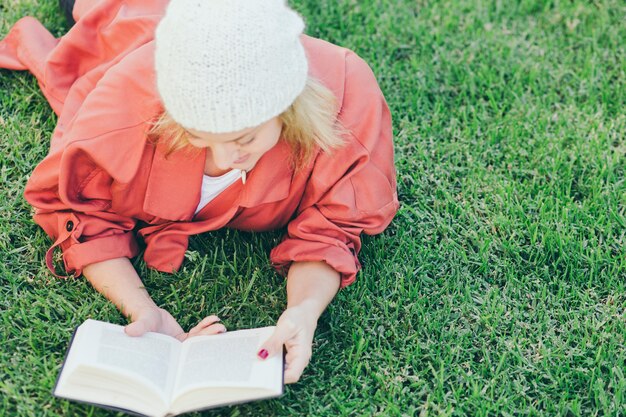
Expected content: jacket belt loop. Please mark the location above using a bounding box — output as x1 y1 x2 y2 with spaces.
45 235 72 279
45 214 80 278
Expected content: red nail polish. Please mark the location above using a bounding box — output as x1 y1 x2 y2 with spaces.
258 349 268 359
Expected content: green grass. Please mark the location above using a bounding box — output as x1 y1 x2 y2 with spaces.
1 0 625 415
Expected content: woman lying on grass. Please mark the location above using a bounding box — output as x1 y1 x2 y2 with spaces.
0 0 398 383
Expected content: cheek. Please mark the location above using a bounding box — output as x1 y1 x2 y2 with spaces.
250 132 281 154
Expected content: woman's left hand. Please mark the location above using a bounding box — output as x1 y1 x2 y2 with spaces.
257 305 318 383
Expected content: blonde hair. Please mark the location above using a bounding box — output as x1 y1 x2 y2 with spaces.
148 77 345 169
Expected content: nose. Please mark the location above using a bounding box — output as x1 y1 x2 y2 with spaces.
210 143 239 170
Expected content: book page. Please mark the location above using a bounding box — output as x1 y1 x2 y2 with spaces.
172 327 282 398
179 334 259 385
95 328 177 394
55 320 185 417
62 320 181 397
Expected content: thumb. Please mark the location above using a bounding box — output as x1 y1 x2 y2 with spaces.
124 319 150 337
257 322 295 360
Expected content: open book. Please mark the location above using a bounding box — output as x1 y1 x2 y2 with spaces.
54 319 283 417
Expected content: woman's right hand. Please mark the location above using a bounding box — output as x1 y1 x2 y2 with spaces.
124 307 226 341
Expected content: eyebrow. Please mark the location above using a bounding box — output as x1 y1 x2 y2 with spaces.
184 128 256 143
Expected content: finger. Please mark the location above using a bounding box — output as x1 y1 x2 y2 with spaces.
258 320 297 360
284 348 311 384
198 315 221 327
124 320 150 337
175 332 188 342
189 323 227 337
188 315 221 333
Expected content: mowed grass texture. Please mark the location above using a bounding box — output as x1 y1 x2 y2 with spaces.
1 0 625 416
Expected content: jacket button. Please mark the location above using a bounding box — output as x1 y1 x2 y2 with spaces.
65 221 74 232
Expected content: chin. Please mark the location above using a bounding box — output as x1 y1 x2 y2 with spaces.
237 159 258 171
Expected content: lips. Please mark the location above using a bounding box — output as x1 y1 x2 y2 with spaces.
234 154 250 164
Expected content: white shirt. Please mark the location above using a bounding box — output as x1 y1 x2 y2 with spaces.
194 169 242 214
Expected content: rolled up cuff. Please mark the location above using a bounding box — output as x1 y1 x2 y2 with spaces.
270 239 361 288
63 232 140 276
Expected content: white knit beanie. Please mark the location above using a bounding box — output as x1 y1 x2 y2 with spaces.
154 0 308 133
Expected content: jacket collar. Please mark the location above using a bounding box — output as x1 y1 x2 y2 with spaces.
142 140 294 221
239 140 295 208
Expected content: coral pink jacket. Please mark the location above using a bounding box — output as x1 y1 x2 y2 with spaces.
0 0 398 287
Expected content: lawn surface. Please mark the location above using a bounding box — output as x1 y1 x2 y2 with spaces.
1 0 625 416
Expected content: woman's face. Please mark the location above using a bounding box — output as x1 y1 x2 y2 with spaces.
186 117 282 173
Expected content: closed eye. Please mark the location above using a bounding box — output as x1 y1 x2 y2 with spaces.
238 136 256 146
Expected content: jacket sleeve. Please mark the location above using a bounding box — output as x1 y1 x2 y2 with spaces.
270 51 399 288
25 147 142 278
22 43 161 278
